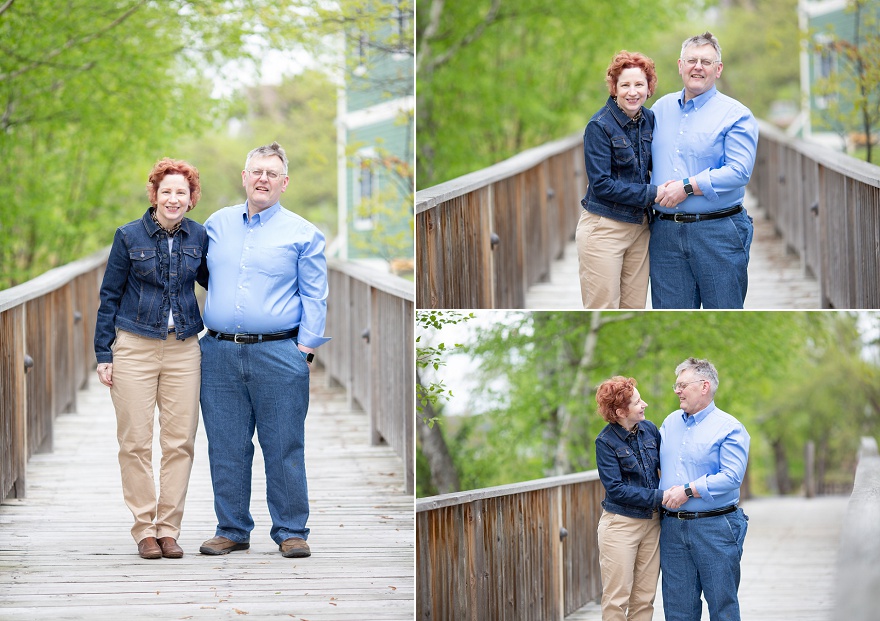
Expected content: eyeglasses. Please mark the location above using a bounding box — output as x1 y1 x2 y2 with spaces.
681 57 719 68
246 169 283 180
673 379 706 391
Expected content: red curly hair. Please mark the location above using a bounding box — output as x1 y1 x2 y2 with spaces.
146 158 201 210
596 376 638 423
605 51 657 97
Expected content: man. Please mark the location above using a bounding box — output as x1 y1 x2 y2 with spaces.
650 32 759 308
198 141 330 558
659 358 750 621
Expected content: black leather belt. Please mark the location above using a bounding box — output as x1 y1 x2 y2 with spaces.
207 328 298 344
663 504 738 520
654 205 742 223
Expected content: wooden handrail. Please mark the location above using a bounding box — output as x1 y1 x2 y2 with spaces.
416 470 604 620
1 252 414 501
418 120 880 309
834 437 880 621
416 133 586 309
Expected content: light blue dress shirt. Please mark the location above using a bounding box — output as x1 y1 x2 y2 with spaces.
203 202 330 349
651 86 759 214
659 401 750 511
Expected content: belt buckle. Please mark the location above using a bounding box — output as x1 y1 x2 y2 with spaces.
233 333 247 344
673 212 689 223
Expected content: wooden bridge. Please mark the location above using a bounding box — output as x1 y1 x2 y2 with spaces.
0 253 415 619
415 438 880 621
416 121 880 310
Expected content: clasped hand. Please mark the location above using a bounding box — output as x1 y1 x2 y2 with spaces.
654 180 686 209
662 485 687 509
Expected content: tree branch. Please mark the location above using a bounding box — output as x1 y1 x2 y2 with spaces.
417 0 501 75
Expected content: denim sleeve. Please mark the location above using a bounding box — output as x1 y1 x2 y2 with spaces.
94 228 130 364
196 232 209 291
596 436 663 509
583 121 656 208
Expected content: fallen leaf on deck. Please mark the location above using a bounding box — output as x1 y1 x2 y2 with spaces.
233 608 249 615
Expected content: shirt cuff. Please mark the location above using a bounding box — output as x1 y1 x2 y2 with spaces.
694 475 713 501
693 170 717 201
297 326 331 349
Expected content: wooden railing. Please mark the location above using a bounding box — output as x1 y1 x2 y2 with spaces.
0 249 106 501
0 251 414 501
416 134 585 309
834 436 880 621
324 259 414 493
744 121 879 308
416 471 604 620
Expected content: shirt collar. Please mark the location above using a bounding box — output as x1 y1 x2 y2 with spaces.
682 400 716 424
242 201 281 225
678 85 718 111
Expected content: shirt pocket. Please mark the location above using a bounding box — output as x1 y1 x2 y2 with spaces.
611 135 635 165
129 249 158 278
691 131 724 170
615 446 639 473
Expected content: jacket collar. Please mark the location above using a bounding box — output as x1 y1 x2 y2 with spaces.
140 207 192 238
605 95 642 128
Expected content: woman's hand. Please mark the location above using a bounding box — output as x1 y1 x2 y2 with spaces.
97 363 113 387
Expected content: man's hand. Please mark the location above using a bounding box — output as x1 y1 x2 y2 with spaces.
658 180 687 208
663 485 688 509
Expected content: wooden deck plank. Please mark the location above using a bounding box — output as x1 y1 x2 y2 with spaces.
565 495 848 621
0 366 414 621
526 194 821 310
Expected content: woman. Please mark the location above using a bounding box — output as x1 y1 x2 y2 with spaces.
594 376 664 621
94 158 208 559
577 51 661 309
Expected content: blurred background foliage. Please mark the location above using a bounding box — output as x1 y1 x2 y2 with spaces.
416 0 803 187
0 0 409 289
416 311 880 499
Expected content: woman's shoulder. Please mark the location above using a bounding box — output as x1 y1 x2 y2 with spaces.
640 419 660 435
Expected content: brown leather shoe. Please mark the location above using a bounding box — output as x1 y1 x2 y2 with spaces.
199 536 250 555
279 537 311 558
138 536 162 559
157 537 184 558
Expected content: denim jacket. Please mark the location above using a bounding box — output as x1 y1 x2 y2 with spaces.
581 96 657 224
595 419 662 519
95 209 209 364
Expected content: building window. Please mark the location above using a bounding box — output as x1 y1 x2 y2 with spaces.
354 149 377 231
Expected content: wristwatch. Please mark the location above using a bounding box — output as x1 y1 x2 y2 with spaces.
683 178 695 196
684 482 694 498
300 350 315 364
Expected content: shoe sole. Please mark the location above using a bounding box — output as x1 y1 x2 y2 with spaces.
199 542 250 555
280 548 311 558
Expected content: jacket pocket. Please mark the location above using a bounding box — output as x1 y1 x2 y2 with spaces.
615 446 639 472
130 249 158 277
611 135 634 164
182 246 202 274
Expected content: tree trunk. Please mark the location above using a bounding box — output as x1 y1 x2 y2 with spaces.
771 437 791 494
417 372 461 494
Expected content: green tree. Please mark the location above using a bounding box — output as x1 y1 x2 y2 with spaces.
416 0 685 187
810 0 880 163
424 311 880 497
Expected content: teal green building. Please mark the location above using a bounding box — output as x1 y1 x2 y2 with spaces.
336 2 413 272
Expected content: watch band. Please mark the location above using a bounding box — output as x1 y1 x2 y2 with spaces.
683 177 694 196
684 482 694 498
300 350 315 363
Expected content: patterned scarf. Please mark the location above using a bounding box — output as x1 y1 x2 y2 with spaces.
150 208 183 236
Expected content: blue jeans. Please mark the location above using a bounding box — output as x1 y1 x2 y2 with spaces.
649 210 753 309
660 508 749 621
199 334 311 544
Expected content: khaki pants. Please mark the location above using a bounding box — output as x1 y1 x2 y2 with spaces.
597 510 661 621
110 330 200 543
576 209 650 309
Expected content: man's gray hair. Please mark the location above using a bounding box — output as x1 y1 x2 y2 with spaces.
681 31 722 62
676 357 719 394
245 141 289 174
